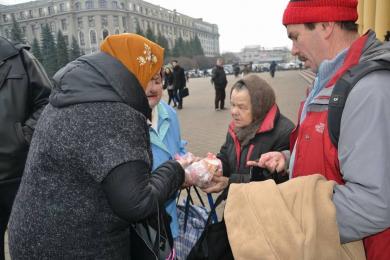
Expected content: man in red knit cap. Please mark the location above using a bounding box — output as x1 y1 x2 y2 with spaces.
249 1 390 259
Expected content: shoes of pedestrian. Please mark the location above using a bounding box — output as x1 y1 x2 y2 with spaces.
173 104 177 107
178 105 183 109
221 107 226 110
215 108 220 111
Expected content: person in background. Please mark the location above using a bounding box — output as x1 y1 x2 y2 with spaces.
164 67 177 107
145 69 186 249
8 33 190 259
0 36 51 260
211 58 228 111
203 74 294 193
270 61 277 78
172 60 186 110
251 1 390 259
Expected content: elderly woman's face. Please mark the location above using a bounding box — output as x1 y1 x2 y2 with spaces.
145 73 163 109
230 88 253 128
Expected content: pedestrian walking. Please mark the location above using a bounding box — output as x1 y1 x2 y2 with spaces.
211 58 228 111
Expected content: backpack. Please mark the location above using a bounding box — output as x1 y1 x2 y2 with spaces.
328 59 390 147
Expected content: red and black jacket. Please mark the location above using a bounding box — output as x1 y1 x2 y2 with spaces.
217 105 294 183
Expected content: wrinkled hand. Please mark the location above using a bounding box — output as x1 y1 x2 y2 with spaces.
247 151 286 173
201 175 229 194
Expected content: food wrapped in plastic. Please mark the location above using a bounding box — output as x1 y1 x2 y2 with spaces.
179 152 222 188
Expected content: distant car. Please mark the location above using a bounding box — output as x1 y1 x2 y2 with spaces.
223 64 234 75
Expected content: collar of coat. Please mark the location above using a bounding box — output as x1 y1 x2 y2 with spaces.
229 104 279 135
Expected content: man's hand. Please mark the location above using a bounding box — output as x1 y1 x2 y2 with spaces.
201 175 229 193
247 151 286 173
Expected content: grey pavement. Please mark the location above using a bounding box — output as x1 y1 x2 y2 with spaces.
5 70 308 259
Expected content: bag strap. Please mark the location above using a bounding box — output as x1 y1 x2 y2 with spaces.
328 59 390 147
182 187 205 232
206 189 228 225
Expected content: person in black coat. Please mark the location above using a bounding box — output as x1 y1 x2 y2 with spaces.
211 58 228 110
0 36 51 260
202 74 295 193
164 67 176 107
172 60 186 109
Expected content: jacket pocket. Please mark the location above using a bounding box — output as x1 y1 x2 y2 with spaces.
0 62 12 90
14 122 28 146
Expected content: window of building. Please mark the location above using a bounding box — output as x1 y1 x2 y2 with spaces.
2 15 8 22
74 2 80 10
64 35 69 45
102 29 109 39
31 23 38 36
50 22 56 32
79 31 85 45
28 10 33 18
113 16 119 27
77 17 83 28
112 1 118 9
5 28 10 38
90 30 97 44
48 6 54 15
115 29 119 34
21 26 26 33
88 16 95 27
85 0 93 9
99 0 107 8
59 3 65 12
122 16 126 28
19 11 25 20
39 8 44 17
101 15 108 27
61 19 67 31
120 2 124 9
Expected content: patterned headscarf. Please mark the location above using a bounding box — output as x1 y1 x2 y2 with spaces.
100 33 164 90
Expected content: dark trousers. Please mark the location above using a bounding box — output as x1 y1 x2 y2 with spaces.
215 87 226 109
0 179 20 260
177 88 184 109
167 89 177 106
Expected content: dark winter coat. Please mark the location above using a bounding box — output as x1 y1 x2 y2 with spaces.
8 52 184 259
211 65 228 88
173 65 186 90
217 106 294 183
0 37 51 184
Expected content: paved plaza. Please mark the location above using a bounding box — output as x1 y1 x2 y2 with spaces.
5 70 309 259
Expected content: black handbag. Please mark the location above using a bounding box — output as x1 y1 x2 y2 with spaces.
181 87 189 98
130 204 175 260
187 190 234 260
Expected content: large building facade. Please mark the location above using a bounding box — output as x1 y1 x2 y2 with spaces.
0 0 220 56
237 45 293 64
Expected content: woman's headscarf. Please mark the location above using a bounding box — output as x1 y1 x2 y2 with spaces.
231 74 276 146
100 33 164 90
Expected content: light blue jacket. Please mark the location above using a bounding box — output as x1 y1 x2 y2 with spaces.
150 101 186 238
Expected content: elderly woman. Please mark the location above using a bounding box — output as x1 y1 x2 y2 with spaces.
8 34 188 259
203 74 295 193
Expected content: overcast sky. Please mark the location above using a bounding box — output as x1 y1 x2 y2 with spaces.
0 0 292 53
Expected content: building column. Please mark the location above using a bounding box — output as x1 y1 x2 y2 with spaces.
375 0 390 41
357 0 365 34
363 0 376 33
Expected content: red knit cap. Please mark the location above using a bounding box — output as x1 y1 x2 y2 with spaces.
283 0 358 25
